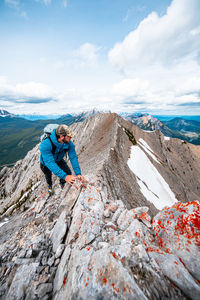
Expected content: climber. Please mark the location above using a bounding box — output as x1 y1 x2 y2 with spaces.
40 124 84 196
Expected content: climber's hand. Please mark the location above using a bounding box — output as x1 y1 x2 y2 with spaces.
65 175 76 185
77 175 85 183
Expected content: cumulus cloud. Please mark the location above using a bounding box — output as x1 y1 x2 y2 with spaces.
108 0 200 114
0 77 56 104
73 43 101 67
109 0 200 70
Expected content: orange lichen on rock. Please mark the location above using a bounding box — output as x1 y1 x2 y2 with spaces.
153 201 200 252
146 247 164 254
102 277 107 285
111 252 118 259
135 231 140 238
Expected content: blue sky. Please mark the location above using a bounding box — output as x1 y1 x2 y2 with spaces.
0 0 200 115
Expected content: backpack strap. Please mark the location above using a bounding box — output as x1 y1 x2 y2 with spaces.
48 136 56 154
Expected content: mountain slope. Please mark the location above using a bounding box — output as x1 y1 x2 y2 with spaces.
123 113 200 145
1 112 200 218
0 113 200 299
164 117 200 132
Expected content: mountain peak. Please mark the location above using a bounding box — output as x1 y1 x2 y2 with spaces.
0 109 14 118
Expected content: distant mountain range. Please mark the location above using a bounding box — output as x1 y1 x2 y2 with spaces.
121 113 200 145
0 109 200 167
0 109 102 167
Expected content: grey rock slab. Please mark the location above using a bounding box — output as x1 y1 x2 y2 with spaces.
53 247 148 300
47 255 55 267
117 209 136 231
35 198 47 214
6 262 39 300
149 251 200 300
112 207 124 223
55 244 65 259
51 211 68 252
53 245 72 293
36 283 53 298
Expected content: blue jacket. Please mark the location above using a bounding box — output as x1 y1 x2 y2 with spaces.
40 129 81 180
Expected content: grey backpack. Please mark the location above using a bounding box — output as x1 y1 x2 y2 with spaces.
40 124 59 142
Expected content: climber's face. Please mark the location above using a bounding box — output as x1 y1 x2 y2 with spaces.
64 135 71 144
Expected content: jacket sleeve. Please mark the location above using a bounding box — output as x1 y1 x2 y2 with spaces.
40 140 67 180
68 141 81 175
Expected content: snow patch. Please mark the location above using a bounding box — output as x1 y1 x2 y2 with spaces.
164 136 170 141
127 146 177 210
138 138 160 164
0 218 9 228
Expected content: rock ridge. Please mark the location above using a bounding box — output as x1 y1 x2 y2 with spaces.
0 178 199 299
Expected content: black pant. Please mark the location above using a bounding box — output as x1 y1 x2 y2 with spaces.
40 159 72 188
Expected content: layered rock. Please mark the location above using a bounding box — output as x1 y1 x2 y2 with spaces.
0 179 199 299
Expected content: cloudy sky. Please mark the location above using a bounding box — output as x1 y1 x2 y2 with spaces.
0 0 200 115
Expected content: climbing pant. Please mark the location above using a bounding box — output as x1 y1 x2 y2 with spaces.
40 159 72 188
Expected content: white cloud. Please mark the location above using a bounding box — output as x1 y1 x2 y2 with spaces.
108 0 200 114
73 43 101 67
109 0 200 70
0 77 55 104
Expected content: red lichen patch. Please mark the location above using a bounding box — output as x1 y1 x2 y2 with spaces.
138 212 151 223
142 240 147 247
179 257 186 268
165 248 172 254
112 252 118 259
172 282 178 289
174 261 178 265
86 246 91 251
153 201 200 252
88 198 93 202
85 283 88 287
111 283 120 294
102 277 107 285
146 247 164 254
63 277 67 288
135 231 140 238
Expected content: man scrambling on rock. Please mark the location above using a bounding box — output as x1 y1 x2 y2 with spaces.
40 124 84 196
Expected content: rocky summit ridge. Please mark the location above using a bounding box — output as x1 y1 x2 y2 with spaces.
0 113 200 299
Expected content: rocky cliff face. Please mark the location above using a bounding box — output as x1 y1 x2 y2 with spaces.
0 113 200 299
